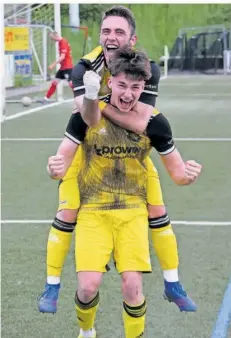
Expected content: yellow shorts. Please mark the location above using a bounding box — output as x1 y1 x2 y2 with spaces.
58 153 164 211
75 208 152 274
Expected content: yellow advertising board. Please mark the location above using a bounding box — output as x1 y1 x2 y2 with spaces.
5 27 29 52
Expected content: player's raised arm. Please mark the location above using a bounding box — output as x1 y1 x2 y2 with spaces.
81 71 102 127
147 113 202 185
72 60 101 127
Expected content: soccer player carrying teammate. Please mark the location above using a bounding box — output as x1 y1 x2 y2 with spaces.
46 47 202 338
43 31 73 102
38 6 197 314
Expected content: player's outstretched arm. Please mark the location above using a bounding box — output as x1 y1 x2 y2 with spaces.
80 70 101 127
47 137 79 180
161 149 202 186
101 101 153 134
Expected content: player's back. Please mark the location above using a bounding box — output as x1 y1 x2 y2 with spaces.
78 116 152 211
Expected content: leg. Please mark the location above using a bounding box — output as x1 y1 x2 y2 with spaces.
113 208 150 338
148 204 179 280
146 158 197 312
44 78 60 100
121 272 146 338
38 172 80 313
75 210 113 337
75 272 102 338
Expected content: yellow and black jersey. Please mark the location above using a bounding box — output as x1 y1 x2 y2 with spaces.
72 45 160 107
64 101 175 210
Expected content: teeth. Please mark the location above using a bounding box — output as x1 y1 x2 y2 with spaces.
106 45 118 49
121 99 131 103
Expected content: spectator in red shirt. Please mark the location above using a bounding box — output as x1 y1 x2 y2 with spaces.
43 31 74 102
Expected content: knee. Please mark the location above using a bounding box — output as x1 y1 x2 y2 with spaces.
147 204 166 218
57 209 78 223
78 273 102 303
121 272 143 305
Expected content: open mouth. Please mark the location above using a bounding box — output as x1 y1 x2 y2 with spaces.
106 44 119 52
119 98 133 110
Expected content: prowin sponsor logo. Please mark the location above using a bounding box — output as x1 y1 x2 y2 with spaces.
94 144 140 158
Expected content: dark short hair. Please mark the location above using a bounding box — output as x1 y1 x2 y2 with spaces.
102 6 136 36
108 47 151 81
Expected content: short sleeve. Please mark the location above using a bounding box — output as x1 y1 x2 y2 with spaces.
64 112 88 144
71 60 91 97
146 113 175 155
139 61 161 107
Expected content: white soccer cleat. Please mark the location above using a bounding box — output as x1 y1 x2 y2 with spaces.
77 328 96 338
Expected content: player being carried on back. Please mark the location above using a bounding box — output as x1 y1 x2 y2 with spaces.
42 31 73 103
38 6 198 315
46 47 202 338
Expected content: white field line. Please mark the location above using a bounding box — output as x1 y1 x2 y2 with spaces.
162 93 231 97
3 98 74 121
3 77 168 123
1 137 231 142
0 220 230 226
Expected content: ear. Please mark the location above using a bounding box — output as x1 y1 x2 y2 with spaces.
130 34 137 47
107 77 112 89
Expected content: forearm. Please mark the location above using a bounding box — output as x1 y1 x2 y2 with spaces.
102 103 151 134
80 97 101 127
161 150 192 186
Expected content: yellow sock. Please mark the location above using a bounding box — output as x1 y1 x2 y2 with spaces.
47 219 75 277
75 292 99 331
123 299 146 338
149 216 179 270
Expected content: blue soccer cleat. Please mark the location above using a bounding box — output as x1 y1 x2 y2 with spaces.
37 283 60 313
163 280 197 312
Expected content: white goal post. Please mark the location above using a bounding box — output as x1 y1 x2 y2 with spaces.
159 45 169 79
223 50 231 75
2 4 62 121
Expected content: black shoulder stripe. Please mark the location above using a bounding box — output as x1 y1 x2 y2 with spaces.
91 54 104 68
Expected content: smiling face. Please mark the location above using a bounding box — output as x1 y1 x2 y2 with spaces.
108 73 145 113
100 16 137 63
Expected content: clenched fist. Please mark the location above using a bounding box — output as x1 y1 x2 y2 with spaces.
47 155 65 179
83 70 101 100
185 160 202 183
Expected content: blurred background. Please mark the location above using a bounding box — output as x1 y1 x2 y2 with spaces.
2 3 231 338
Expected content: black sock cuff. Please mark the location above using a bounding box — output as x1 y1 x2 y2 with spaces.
75 291 99 310
52 217 76 233
148 213 170 229
123 299 146 318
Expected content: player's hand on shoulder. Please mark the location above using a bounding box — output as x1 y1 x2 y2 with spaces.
47 154 65 179
185 160 202 183
83 70 101 100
